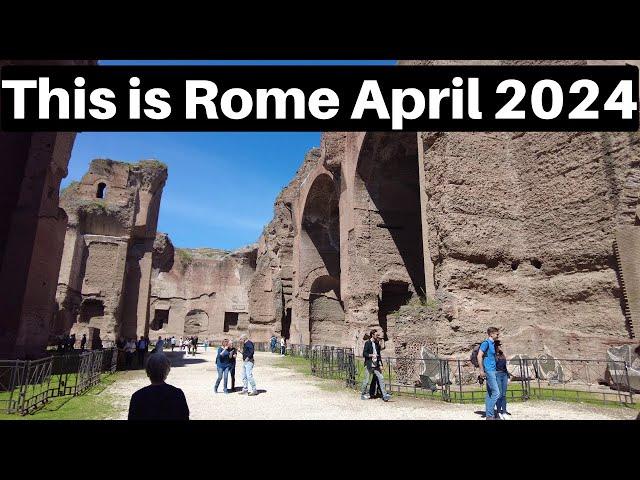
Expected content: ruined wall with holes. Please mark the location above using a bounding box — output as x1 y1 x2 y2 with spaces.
249 60 639 362
55 159 167 346
149 232 257 342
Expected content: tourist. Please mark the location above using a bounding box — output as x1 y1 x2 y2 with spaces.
80 334 87 351
155 336 164 353
125 338 137 369
137 336 147 368
494 340 511 419
239 334 257 396
192 336 198 356
360 329 390 401
228 340 237 391
68 333 76 351
215 339 231 393
170 336 176 352
270 334 277 353
204 339 209 353
128 353 189 420
179 336 184 350
477 327 501 420
280 336 286 356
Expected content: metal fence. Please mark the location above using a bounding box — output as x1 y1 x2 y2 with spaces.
276 345 637 407
0 348 118 415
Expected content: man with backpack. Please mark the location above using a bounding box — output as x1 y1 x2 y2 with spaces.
476 327 501 420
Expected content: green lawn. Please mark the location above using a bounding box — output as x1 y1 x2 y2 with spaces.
0 373 121 420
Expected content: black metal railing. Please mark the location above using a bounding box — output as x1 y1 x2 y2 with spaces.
0 348 119 415
275 345 637 408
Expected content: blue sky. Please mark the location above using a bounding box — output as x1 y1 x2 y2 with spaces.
64 60 395 250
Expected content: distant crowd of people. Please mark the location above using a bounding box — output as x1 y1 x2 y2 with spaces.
55 333 90 352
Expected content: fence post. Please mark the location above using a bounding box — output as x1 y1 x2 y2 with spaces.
624 361 633 405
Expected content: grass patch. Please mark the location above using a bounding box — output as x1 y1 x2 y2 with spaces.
0 373 122 420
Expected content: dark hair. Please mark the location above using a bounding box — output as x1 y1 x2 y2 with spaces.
369 329 378 337
487 327 499 335
362 333 370 341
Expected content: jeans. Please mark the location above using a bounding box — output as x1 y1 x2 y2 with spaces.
280 345 286 355
485 370 500 418
229 365 236 390
242 360 256 392
361 365 388 397
215 366 230 393
496 371 509 414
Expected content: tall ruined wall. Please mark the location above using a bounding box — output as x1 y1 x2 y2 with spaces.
55 159 167 346
417 129 639 359
149 233 257 342
248 149 321 342
0 60 96 359
387 59 640 359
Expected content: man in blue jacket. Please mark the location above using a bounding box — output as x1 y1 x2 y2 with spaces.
477 327 500 420
239 334 257 396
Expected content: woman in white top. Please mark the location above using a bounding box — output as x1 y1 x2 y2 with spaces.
280 337 286 356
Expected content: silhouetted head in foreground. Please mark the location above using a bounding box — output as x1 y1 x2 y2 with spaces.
146 353 171 385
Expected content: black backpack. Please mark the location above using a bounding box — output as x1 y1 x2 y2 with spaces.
470 342 487 368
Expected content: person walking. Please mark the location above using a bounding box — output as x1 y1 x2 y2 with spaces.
494 340 511 420
80 334 87 351
239 334 257 396
128 353 189 420
228 340 237 391
215 339 231 394
192 336 198 356
179 336 184 351
477 327 501 420
170 336 176 352
155 336 164 354
360 329 390 402
204 339 209 353
136 336 147 368
270 335 277 353
125 338 137 370
280 336 286 356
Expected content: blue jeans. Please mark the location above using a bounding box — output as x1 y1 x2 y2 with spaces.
242 360 256 393
361 366 388 397
485 370 500 418
215 366 230 393
496 371 509 414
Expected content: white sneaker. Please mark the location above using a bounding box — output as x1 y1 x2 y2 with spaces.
498 413 510 420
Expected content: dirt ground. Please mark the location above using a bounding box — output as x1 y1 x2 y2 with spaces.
105 350 637 420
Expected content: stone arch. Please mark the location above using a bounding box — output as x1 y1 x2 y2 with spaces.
299 172 340 283
183 309 209 336
293 170 342 344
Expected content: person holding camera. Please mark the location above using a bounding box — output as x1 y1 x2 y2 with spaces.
360 329 391 402
477 327 500 420
215 339 232 394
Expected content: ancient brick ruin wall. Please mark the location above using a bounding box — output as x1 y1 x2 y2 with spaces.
248 149 321 342
149 233 257 343
55 159 167 347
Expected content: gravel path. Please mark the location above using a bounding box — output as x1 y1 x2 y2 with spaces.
105 350 637 420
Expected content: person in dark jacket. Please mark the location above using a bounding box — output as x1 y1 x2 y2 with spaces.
228 340 238 391
136 336 147 368
360 329 390 401
128 353 189 420
494 340 511 419
215 339 231 393
80 334 87 351
239 334 257 396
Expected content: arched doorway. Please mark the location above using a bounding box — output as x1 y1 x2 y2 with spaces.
299 173 342 344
